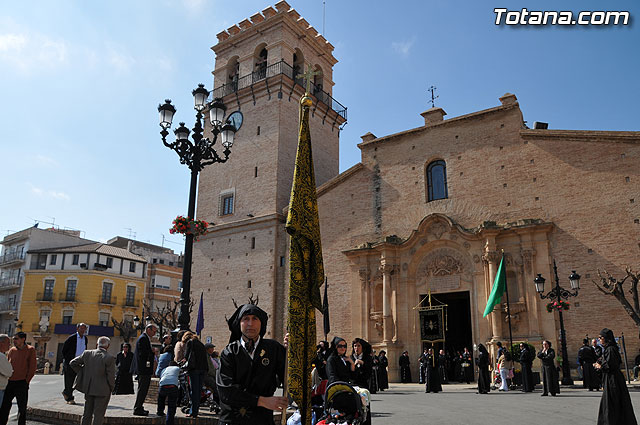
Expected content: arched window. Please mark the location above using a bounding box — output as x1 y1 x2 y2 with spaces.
227 57 239 92
293 49 304 86
254 47 267 80
313 65 323 95
426 160 448 201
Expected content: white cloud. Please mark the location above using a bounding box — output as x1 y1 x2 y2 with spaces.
107 45 135 73
27 183 70 201
391 38 415 57
34 155 59 167
0 33 26 51
0 32 67 72
183 0 206 13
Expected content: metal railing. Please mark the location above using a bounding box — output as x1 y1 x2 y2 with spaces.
0 275 22 288
0 252 25 265
98 295 117 305
210 60 347 121
59 292 77 302
0 303 17 313
36 292 56 302
123 298 140 307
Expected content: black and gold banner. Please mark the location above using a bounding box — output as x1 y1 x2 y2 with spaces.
285 94 324 425
419 308 445 342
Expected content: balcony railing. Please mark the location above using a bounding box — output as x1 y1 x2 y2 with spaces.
36 292 56 302
123 298 140 308
0 252 25 266
59 292 77 302
98 295 117 305
0 275 22 289
0 303 17 313
210 60 347 121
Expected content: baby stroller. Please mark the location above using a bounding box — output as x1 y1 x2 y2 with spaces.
316 381 368 425
311 379 328 424
178 369 221 414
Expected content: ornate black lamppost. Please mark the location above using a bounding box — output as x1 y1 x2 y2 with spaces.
133 314 151 336
158 84 242 332
534 260 581 385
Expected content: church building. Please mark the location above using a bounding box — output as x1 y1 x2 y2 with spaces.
191 1 640 381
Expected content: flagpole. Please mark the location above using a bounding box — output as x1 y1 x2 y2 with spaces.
502 251 514 361
280 329 289 425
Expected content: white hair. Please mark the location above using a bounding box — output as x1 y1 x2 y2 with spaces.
97 336 110 349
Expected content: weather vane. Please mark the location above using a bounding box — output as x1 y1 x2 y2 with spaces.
427 85 439 108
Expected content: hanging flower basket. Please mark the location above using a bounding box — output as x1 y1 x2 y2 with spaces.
546 299 570 312
169 216 209 241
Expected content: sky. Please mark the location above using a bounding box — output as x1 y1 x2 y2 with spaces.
1 0 638 251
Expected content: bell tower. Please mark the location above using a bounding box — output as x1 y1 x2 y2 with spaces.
191 1 346 344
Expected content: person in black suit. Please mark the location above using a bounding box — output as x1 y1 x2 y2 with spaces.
61 323 88 404
132 324 157 416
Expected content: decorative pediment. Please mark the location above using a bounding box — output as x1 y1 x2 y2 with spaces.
416 247 473 281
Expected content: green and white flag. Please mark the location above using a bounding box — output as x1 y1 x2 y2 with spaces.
483 255 506 317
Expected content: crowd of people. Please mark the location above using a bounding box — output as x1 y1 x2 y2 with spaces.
0 318 636 425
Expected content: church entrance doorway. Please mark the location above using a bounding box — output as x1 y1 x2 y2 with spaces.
420 291 473 358
419 291 474 383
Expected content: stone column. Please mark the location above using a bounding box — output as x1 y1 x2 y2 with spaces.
359 268 370 340
380 263 393 343
483 250 502 340
521 248 540 335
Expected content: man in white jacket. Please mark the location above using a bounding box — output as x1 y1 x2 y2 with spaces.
0 335 14 405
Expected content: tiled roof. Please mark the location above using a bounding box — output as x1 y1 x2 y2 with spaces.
29 242 146 262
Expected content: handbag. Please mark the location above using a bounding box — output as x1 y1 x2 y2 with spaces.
508 368 514 379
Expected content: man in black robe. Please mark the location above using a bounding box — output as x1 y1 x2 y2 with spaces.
578 338 599 391
399 351 412 383
519 343 534 392
424 348 442 393
438 349 448 384
595 328 638 425
217 304 287 425
537 340 559 396
593 338 604 389
418 349 428 384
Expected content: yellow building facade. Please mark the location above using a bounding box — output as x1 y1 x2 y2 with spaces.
20 243 146 369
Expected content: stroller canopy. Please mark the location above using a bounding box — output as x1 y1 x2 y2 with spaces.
322 381 365 424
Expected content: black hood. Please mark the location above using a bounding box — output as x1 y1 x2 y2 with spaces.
227 304 268 343
599 328 616 346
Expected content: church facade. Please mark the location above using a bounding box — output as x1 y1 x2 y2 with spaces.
192 1 640 381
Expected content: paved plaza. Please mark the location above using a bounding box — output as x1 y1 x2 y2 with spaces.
9 374 640 424
371 382 640 425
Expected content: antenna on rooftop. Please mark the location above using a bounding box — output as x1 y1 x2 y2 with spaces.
322 0 326 35
427 85 439 108
125 228 137 239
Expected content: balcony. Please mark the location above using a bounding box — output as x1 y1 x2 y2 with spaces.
0 275 22 291
210 60 347 121
123 298 140 308
98 295 117 306
59 292 77 303
36 292 56 302
0 303 17 314
0 252 25 266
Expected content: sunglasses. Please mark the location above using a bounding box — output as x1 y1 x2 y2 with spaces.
337 344 347 348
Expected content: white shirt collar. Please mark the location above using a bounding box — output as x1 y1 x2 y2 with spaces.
240 336 261 359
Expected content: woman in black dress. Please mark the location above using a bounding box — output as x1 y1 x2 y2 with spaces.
595 328 638 425
326 336 355 385
377 350 389 391
350 338 373 390
476 344 491 394
399 351 412 383
537 340 559 396
114 343 134 394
